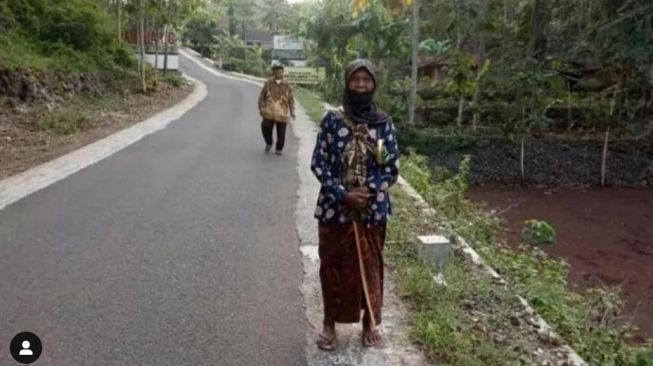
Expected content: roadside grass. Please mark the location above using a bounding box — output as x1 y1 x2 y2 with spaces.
295 87 326 124
389 187 530 365
34 75 186 136
34 94 121 135
162 71 185 88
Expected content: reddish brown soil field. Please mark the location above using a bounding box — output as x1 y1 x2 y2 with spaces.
467 186 653 342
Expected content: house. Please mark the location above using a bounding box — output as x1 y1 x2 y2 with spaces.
242 28 275 49
418 55 453 82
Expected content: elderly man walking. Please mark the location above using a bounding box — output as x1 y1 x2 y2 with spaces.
258 64 295 155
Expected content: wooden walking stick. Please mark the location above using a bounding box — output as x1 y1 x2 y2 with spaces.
351 138 386 330
353 218 377 329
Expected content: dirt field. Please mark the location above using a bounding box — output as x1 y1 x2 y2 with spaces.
468 185 653 342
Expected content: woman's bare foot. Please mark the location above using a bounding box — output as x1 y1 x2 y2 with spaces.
316 323 337 351
362 314 383 347
362 328 383 347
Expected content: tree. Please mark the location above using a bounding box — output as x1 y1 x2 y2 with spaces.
227 0 256 39
260 0 290 33
529 0 548 62
351 0 416 126
470 59 490 131
118 0 125 42
352 0 414 17
503 68 563 181
407 0 419 128
294 0 652 143
446 51 476 128
183 10 220 57
301 0 356 101
139 0 146 92
598 85 620 186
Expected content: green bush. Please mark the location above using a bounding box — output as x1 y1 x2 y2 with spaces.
163 72 185 88
0 0 135 76
521 219 557 246
40 2 111 51
637 351 653 366
223 56 267 78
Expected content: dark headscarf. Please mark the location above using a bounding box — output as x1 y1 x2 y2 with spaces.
342 59 390 125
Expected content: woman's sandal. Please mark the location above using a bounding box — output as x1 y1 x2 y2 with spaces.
316 332 338 351
362 329 383 347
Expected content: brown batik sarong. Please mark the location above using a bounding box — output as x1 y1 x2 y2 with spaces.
318 222 385 325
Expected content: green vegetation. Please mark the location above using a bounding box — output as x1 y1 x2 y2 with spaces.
0 0 209 96
188 0 651 168
400 152 653 365
283 0 653 185
162 71 185 87
522 219 557 246
0 1 194 141
294 87 326 123
33 93 122 135
388 188 523 365
0 0 135 74
296 0 652 131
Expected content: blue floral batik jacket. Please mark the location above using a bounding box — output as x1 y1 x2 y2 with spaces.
310 109 400 225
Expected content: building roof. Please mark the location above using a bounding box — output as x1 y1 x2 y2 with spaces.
243 28 275 43
418 55 453 69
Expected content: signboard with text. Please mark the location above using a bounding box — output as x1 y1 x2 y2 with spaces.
284 67 326 85
273 35 304 51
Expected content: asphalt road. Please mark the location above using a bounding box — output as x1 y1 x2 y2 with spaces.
0 53 306 366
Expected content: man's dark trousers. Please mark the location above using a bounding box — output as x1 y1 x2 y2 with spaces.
261 119 287 152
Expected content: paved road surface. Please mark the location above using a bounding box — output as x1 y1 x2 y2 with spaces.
0 54 306 366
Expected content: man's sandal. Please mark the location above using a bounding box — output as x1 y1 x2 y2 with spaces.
316 333 338 351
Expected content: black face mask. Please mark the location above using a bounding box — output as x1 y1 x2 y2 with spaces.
346 90 374 106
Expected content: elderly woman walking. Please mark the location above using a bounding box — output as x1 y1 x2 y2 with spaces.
310 59 400 350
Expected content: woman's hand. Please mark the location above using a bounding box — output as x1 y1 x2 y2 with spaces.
343 187 372 209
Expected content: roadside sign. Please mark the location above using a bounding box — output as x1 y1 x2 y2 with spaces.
285 67 326 85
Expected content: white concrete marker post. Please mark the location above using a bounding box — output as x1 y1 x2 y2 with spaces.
416 234 452 269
